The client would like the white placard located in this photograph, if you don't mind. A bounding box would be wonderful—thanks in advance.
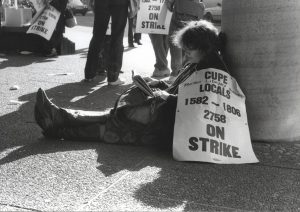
[136,0,172,34]
[173,68,259,164]
[27,5,60,40]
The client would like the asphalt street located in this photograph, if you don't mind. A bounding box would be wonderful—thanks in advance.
[0,14,300,211]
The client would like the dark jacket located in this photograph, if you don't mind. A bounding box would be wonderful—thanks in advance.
[105,52,228,148]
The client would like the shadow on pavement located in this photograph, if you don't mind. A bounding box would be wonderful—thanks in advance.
[75,48,88,58]
[0,54,57,69]
[0,81,131,157]
[0,75,299,211]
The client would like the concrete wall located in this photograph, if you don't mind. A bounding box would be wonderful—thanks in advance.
[221,0,300,142]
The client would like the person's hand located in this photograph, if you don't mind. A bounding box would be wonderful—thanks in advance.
[143,77,160,86]
[153,89,170,101]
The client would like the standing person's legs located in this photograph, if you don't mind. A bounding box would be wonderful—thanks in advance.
[84,0,110,81]
[149,34,170,78]
[107,3,128,84]
[128,17,134,47]
[169,17,183,77]
[134,33,142,45]
[97,35,111,75]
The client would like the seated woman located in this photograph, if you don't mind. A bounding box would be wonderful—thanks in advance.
[34,20,228,148]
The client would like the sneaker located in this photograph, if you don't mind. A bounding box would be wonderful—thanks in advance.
[108,78,125,86]
[151,68,170,79]
[134,40,142,45]
[128,42,135,48]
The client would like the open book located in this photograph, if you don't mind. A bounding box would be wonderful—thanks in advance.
[132,71,155,98]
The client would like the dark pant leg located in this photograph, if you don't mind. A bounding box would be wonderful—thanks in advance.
[148,34,169,71]
[84,0,110,79]
[57,123,103,141]
[57,108,110,127]
[169,17,183,76]
[106,3,128,82]
[134,33,141,42]
[97,35,111,73]
[128,17,134,44]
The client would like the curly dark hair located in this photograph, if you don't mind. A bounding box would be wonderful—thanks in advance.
[172,20,223,55]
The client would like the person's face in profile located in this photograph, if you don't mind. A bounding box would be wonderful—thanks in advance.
[184,47,204,63]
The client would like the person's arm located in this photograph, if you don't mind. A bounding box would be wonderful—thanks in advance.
[154,90,178,111]
[143,77,171,90]
[165,94,177,105]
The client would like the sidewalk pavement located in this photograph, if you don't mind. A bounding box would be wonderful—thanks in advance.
[0,25,299,211]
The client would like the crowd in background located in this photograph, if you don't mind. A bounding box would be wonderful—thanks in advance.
[84,0,206,85]
[0,0,207,84]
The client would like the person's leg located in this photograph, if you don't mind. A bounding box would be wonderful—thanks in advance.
[84,0,110,80]
[51,123,105,141]
[169,17,182,77]
[134,33,142,45]
[128,17,134,47]
[34,88,109,134]
[106,3,128,84]
[148,34,170,78]
[97,35,111,76]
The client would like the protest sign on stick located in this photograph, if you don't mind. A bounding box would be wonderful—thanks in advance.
[136,0,172,34]
[173,68,259,164]
[27,5,60,40]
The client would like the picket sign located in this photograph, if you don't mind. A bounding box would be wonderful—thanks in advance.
[173,68,259,164]
[136,0,172,34]
[27,5,60,40]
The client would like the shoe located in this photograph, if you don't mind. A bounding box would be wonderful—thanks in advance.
[134,40,142,45]
[151,68,170,79]
[82,77,95,83]
[128,42,135,48]
[34,88,60,131]
[45,48,58,57]
[108,78,125,86]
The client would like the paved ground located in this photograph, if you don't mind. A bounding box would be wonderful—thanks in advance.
[0,17,300,211]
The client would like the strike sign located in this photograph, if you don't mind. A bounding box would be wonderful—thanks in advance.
[136,0,172,34]
[173,68,259,164]
[27,5,61,40]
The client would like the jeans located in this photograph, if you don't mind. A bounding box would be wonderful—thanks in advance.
[97,35,111,73]
[84,0,128,82]
[169,16,183,76]
[148,34,169,71]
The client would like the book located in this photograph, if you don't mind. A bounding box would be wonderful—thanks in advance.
[132,72,154,97]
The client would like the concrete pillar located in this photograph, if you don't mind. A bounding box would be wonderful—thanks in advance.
[221,0,300,142]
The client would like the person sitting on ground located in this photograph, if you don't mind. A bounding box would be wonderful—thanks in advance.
[34,20,228,148]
